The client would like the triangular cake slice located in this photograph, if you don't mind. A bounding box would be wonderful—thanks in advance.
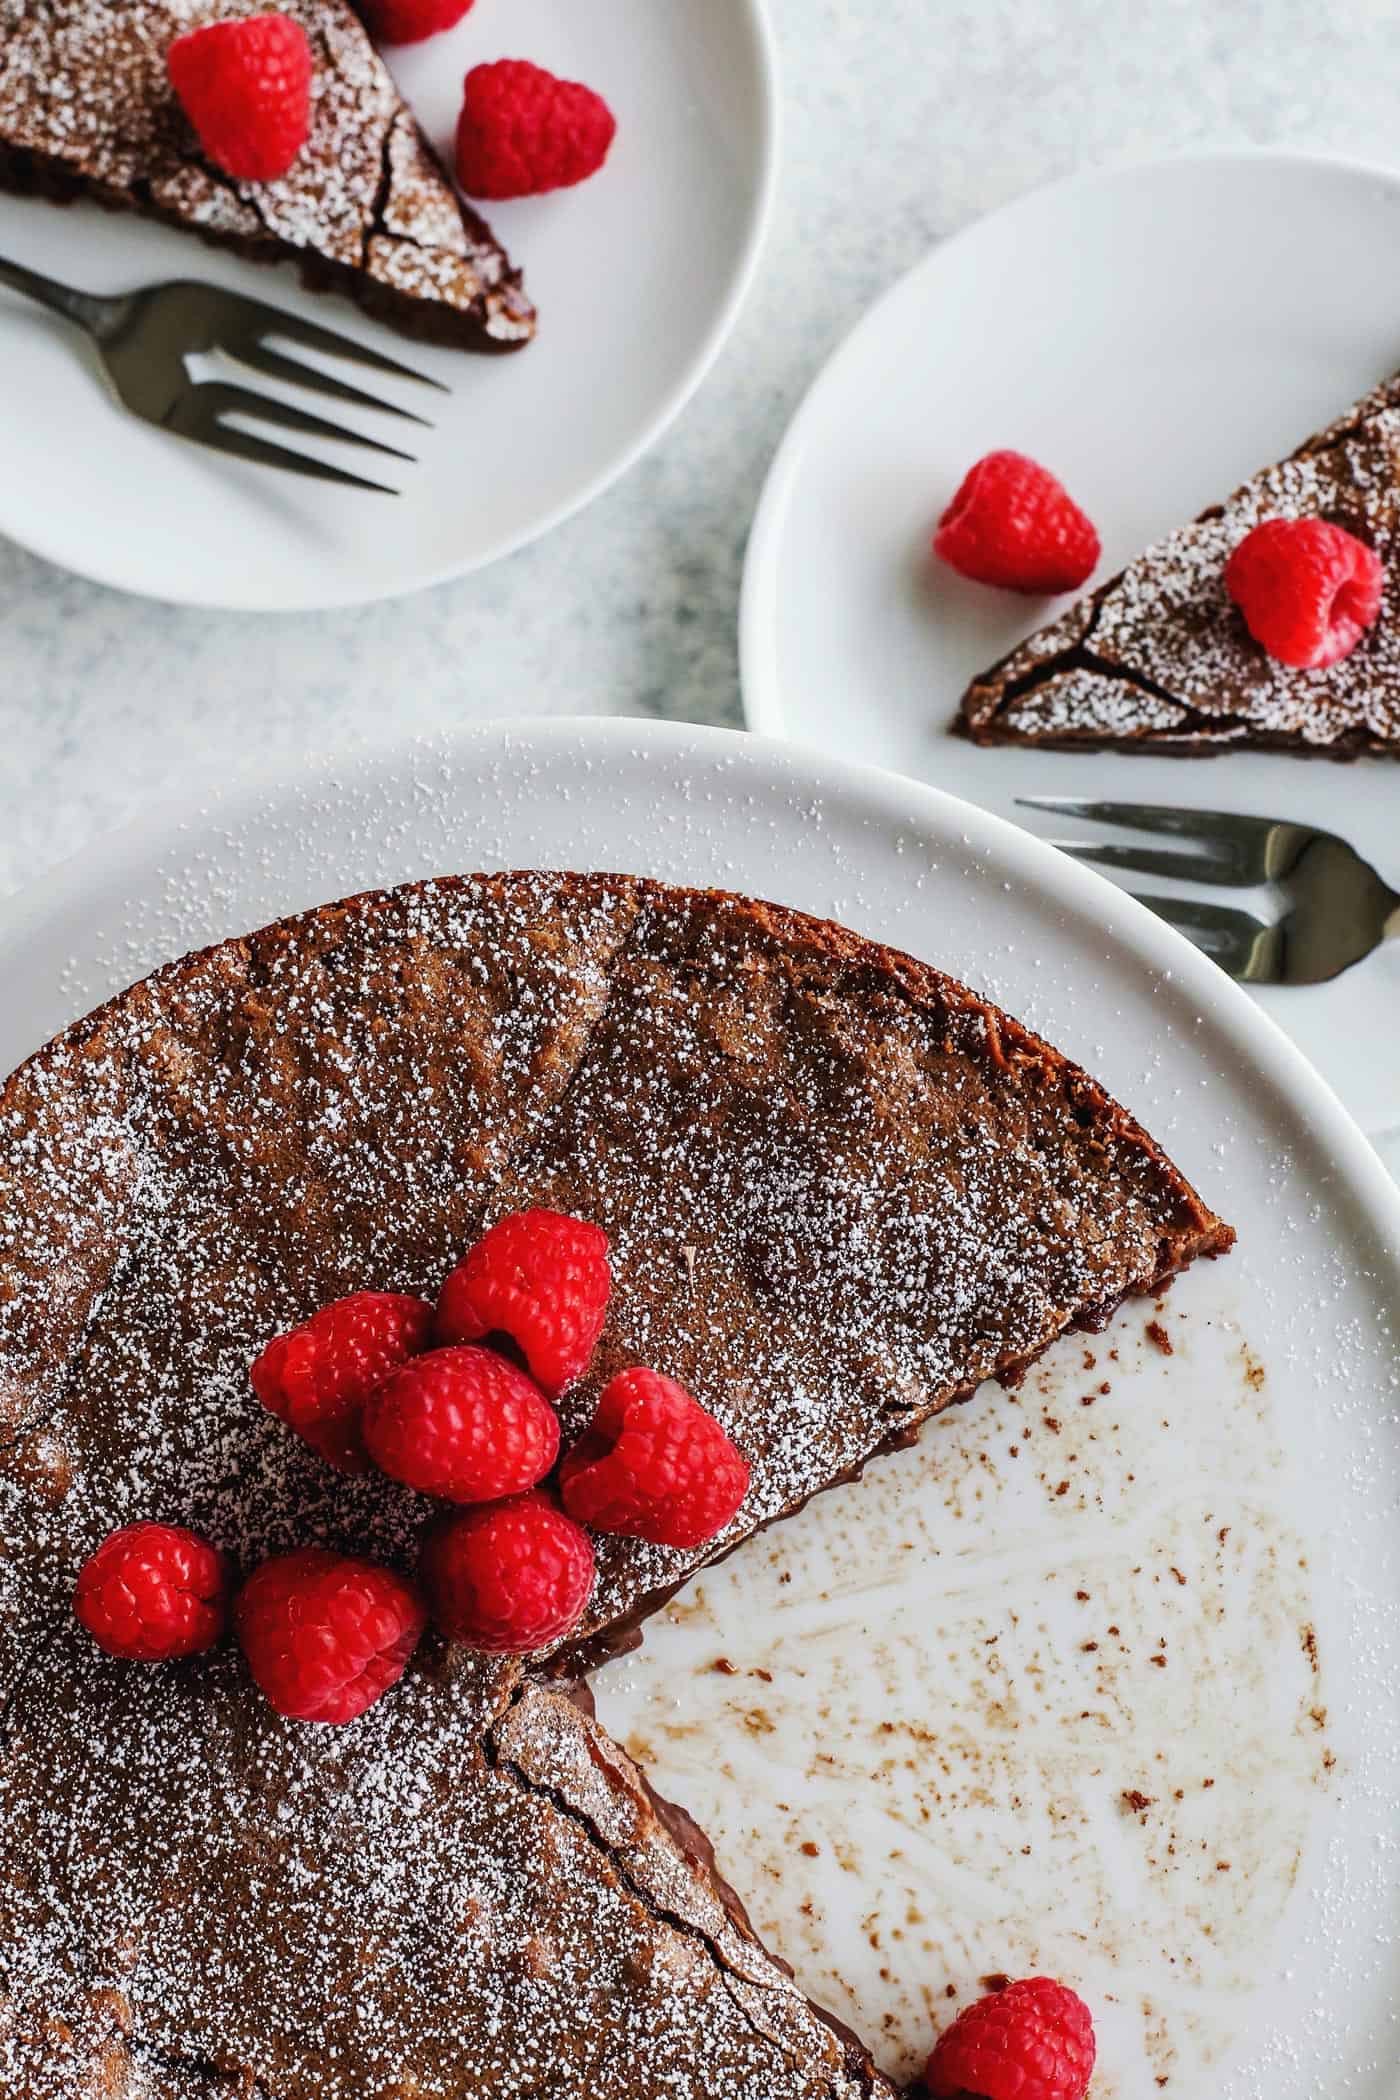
[958,371,1400,754]
[0,0,535,351]
[0,874,1231,2099]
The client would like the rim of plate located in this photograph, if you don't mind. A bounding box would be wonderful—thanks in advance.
[2,715,1398,1265]
[2,715,1398,2092]
[738,141,1400,736]
[2,0,780,614]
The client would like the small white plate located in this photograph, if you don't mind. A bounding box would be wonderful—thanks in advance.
[0,719,1396,2099]
[0,0,776,610]
[741,149,1400,1143]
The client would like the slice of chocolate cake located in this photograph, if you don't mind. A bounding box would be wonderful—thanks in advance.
[0,0,535,352]
[958,372,1400,754]
[0,873,1232,2097]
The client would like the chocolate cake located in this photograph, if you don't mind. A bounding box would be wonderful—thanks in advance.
[0,872,1232,2097]
[0,0,535,352]
[958,371,1400,754]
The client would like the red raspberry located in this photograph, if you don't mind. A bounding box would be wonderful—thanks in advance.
[1225,516,1383,669]
[454,60,617,200]
[560,1368,750,1550]
[251,1291,434,1474]
[357,0,473,43]
[363,1344,560,1503]
[167,13,313,184]
[73,1522,232,1662]
[436,1210,611,1399]
[934,451,1100,594]
[234,1547,425,1724]
[421,1493,595,1654]
[926,1977,1096,2100]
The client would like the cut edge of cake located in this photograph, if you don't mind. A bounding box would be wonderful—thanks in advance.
[0,870,1234,2100]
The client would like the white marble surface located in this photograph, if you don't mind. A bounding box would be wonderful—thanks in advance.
[3,0,1400,1165]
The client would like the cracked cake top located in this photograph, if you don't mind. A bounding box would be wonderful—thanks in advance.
[0,871,1230,2096]
[0,0,535,349]
[958,371,1400,755]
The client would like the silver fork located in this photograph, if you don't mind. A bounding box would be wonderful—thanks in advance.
[1017,798,1400,985]
[0,254,448,494]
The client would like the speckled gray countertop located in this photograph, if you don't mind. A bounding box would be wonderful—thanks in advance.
[3,0,1399,1158]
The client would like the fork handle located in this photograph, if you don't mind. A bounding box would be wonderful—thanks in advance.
[0,255,110,337]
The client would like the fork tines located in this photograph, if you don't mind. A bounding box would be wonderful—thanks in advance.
[1013,796,1305,984]
[1016,797,1285,887]
[170,382,419,495]
[1015,797,1396,986]
[205,290,449,488]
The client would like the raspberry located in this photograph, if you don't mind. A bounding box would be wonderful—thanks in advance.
[363,1344,560,1503]
[560,1368,750,1549]
[926,1977,1096,2100]
[357,0,474,42]
[934,451,1100,594]
[73,1522,231,1662]
[167,13,312,184]
[421,1494,595,1654]
[454,60,617,200]
[436,1209,611,1399]
[1225,517,1383,669]
[234,1547,425,1724]
[251,1291,434,1474]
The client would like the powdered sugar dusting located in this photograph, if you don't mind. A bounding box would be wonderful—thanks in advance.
[997,673,1209,743]
[0,0,533,345]
[0,870,1227,2096]
[963,373,1400,752]
[1,1628,884,2098]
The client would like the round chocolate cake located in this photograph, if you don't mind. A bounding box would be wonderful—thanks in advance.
[0,872,1231,2098]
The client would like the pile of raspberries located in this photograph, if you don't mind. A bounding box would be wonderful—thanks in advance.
[71,1212,1102,2100]
[73,1209,750,1727]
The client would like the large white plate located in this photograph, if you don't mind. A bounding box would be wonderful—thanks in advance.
[0,0,776,610]
[0,720,1396,2100]
[740,149,1400,1144]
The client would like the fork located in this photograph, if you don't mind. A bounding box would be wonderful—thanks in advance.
[1017,798,1400,985]
[0,255,447,493]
